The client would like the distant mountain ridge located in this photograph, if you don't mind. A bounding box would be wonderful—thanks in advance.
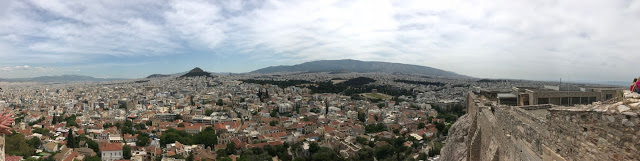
[146,74,171,79]
[0,75,123,82]
[251,59,467,77]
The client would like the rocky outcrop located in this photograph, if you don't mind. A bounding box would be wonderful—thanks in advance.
[440,114,471,161]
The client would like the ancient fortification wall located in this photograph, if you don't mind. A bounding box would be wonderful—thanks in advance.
[442,92,640,161]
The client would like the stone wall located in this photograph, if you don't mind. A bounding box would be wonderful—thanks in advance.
[518,104,552,110]
[441,92,640,161]
[544,109,639,160]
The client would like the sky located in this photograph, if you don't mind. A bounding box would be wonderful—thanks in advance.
[0,0,639,82]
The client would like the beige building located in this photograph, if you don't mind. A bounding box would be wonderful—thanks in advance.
[500,86,623,106]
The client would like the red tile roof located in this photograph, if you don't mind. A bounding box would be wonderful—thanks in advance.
[63,152,80,161]
[99,143,123,151]
[5,155,23,161]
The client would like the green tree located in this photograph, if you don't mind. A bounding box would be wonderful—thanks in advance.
[311,147,341,161]
[86,139,99,153]
[124,120,133,127]
[365,123,387,133]
[136,123,147,130]
[358,111,366,122]
[52,115,57,124]
[186,151,194,161]
[24,157,39,161]
[427,116,435,122]
[26,137,41,149]
[205,109,214,116]
[434,121,445,133]
[270,109,278,117]
[43,155,55,161]
[226,142,236,155]
[78,134,100,153]
[136,134,150,147]
[195,127,217,149]
[442,124,452,136]
[350,147,374,161]
[160,128,194,145]
[269,120,278,126]
[190,96,195,106]
[375,144,394,160]
[216,149,227,158]
[66,130,77,148]
[178,123,185,127]
[85,156,101,161]
[418,122,425,129]
[6,133,35,157]
[417,152,428,161]
[103,123,114,128]
[356,137,368,145]
[309,142,319,153]
[428,147,440,157]
[123,145,132,159]
[120,120,135,134]
[217,99,224,106]
[65,115,78,127]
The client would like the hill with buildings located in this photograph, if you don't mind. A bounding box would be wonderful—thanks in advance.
[180,67,214,78]
[251,59,467,78]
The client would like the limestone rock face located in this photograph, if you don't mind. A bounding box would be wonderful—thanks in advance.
[617,105,630,112]
[441,114,471,161]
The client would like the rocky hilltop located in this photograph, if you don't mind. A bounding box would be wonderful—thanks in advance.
[440,114,471,161]
[180,67,214,78]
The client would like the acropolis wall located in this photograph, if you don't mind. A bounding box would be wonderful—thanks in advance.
[441,91,639,161]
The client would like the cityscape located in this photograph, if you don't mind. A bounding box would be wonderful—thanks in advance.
[0,62,634,161]
[1,0,639,161]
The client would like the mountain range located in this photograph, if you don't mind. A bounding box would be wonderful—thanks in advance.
[0,59,466,82]
[251,59,466,77]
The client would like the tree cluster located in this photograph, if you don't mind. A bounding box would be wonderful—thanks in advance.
[365,123,387,134]
[6,132,36,158]
[159,127,217,149]
[393,79,445,86]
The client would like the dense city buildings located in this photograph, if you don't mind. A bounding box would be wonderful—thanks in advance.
[0,71,626,161]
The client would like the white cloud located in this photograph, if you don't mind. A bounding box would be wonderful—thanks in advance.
[165,0,228,49]
[228,0,640,81]
[0,0,639,81]
[0,65,52,72]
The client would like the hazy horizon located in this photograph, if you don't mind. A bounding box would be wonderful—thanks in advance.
[1,0,639,83]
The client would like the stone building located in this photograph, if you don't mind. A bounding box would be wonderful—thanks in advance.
[500,86,623,106]
[100,143,124,161]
